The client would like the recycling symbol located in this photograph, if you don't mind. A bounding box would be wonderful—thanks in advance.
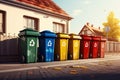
[62,41,66,47]
[48,40,52,47]
[29,39,35,47]
[94,42,97,47]
[85,42,88,47]
[74,41,78,47]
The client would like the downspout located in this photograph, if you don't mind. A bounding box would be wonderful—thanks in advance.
[66,20,69,34]
[66,17,73,34]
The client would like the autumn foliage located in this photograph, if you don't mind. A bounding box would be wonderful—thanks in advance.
[103,11,120,41]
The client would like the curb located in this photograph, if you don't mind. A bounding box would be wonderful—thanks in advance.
[0,67,39,73]
[0,55,120,73]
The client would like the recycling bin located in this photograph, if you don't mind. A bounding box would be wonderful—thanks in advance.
[89,36,100,58]
[98,37,106,58]
[68,34,81,60]
[38,30,57,62]
[54,33,70,61]
[18,28,39,63]
[80,35,91,59]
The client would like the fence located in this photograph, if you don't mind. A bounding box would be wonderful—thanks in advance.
[105,41,120,53]
[0,34,19,62]
[0,33,120,62]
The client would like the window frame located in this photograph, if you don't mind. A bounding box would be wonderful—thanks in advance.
[53,22,65,33]
[0,10,6,34]
[23,15,39,31]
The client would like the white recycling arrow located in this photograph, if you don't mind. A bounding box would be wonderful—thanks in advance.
[29,39,35,47]
[48,40,52,47]
[62,41,66,47]
[85,42,88,47]
[94,42,97,47]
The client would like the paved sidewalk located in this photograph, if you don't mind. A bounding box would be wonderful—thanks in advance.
[0,53,120,73]
[0,53,120,80]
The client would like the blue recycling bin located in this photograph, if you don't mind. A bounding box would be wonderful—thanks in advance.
[38,30,57,62]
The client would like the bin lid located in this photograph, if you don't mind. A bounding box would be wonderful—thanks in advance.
[101,37,107,41]
[56,33,70,39]
[80,35,91,40]
[91,36,100,41]
[40,30,57,38]
[69,34,81,39]
[18,28,39,37]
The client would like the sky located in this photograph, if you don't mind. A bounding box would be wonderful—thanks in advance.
[53,0,120,34]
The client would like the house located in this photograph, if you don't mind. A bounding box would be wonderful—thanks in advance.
[0,0,72,62]
[79,23,104,36]
[0,0,72,35]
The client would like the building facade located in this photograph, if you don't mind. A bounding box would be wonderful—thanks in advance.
[0,0,72,62]
[0,0,72,35]
[79,23,104,36]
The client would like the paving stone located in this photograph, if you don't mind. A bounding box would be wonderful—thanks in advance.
[0,54,120,80]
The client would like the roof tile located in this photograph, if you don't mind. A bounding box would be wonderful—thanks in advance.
[17,0,69,16]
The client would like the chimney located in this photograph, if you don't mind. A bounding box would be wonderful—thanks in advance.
[86,22,90,26]
[91,24,93,27]
[98,27,100,29]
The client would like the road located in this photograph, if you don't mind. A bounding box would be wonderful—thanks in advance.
[0,58,120,80]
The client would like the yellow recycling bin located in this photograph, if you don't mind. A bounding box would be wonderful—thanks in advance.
[68,34,81,60]
[54,33,70,61]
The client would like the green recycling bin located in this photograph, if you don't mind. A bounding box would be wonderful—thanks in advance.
[18,28,39,63]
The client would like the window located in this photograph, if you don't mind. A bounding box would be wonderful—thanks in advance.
[23,16,39,31]
[53,22,65,33]
[0,10,6,34]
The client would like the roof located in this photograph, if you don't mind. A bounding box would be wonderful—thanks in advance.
[89,25,104,36]
[79,23,104,36]
[17,0,68,16]
[79,23,120,41]
[0,0,72,20]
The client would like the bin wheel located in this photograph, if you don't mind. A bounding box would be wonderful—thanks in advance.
[70,54,72,58]
[80,54,83,59]
[98,53,100,58]
[21,56,25,63]
[69,54,72,60]
[41,55,44,61]
[57,55,59,60]
[90,53,92,58]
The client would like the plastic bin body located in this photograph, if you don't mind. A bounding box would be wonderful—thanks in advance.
[89,36,100,58]
[38,30,56,62]
[54,33,70,61]
[80,35,91,59]
[98,38,106,58]
[68,34,81,60]
[18,28,39,63]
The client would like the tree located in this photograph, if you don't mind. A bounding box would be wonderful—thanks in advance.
[103,11,120,41]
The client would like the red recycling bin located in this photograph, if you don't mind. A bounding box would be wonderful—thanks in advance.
[89,36,100,58]
[98,37,106,58]
[80,35,91,59]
